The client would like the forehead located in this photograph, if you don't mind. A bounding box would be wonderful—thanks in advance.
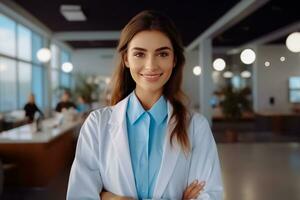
[128,30,173,50]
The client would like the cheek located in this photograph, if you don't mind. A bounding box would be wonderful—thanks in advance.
[127,58,142,72]
[128,66,141,83]
[161,60,174,73]
[163,68,174,82]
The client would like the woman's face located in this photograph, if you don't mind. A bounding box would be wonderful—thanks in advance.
[125,30,175,95]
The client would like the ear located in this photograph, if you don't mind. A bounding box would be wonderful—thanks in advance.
[123,53,130,68]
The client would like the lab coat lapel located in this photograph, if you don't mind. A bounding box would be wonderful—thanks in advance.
[153,102,181,198]
[108,95,137,197]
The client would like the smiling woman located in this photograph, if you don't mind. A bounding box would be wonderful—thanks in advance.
[67,10,223,200]
[124,30,175,110]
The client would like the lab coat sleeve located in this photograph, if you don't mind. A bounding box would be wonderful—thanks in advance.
[188,114,223,200]
[67,111,103,200]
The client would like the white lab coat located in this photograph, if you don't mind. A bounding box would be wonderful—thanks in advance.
[67,95,223,200]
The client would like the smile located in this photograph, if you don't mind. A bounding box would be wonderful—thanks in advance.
[140,73,163,81]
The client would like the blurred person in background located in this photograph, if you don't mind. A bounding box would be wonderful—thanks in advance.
[76,95,90,114]
[55,90,77,113]
[23,93,43,123]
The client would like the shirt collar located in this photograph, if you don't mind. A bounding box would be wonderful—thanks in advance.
[126,91,168,125]
[127,91,146,125]
[148,95,168,124]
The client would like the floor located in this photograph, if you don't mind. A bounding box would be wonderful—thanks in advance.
[2,129,300,200]
[219,143,300,200]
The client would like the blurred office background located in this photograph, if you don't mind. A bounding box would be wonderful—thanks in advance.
[0,0,300,199]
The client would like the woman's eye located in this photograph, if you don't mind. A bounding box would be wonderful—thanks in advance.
[158,52,169,57]
[133,52,145,58]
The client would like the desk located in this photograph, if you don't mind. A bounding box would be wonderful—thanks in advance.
[0,118,83,187]
[255,112,300,134]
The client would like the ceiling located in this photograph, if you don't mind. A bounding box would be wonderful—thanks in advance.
[213,0,300,47]
[11,0,300,49]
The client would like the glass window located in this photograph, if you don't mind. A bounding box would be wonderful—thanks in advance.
[51,69,59,108]
[289,77,300,89]
[42,68,49,109]
[61,72,70,89]
[61,50,70,65]
[32,65,43,108]
[290,91,300,103]
[0,57,17,112]
[17,24,32,61]
[18,62,32,108]
[60,50,71,88]
[50,44,59,69]
[32,32,43,64]
[70,75,75,90]
[0,14,16,57]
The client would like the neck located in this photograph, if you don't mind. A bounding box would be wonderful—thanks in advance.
[135,88,163,110]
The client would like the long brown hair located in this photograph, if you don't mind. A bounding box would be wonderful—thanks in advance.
[109,10,191,153]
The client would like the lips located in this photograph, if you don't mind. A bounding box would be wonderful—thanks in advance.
[140,73,163,81]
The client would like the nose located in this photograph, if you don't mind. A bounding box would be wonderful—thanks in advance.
[144,55,158,70]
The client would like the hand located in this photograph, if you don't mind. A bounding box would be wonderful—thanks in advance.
[182,180,205,200]
[100,190,135,200]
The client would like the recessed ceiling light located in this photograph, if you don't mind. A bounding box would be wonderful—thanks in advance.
[240,49,256,64]
[286,32,300,53]
[223,71,233,78]
[193,66,201,76]
[37,48,51,63]
[280,56,285,62]
[241,71,251,78]
[213,58,226,71]
[62,62,73,73]
[264,61,270,67]
[60,5,86,21]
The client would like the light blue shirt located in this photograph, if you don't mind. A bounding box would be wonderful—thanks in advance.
[126,91,168,200]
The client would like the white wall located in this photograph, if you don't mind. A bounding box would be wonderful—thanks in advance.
[254,45,300,113]
[72,48,116,76]
[183,50,200,110]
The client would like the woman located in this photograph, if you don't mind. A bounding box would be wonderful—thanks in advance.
[67,10,223,200]
[23,93,43,122]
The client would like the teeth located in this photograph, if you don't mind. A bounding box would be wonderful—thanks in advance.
[142,74,162,77]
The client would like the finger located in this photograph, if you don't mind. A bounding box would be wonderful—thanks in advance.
[188,181,205,198]
[184,180,199,194]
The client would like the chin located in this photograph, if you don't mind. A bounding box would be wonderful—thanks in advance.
[141,85,163,94]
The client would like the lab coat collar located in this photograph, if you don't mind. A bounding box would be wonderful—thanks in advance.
[152,101,181,198]
[108,94,137,197]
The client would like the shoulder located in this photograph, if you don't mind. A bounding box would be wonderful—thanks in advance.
[188,111,213,144]
[86,106,113,124]
[79,106,113,139]
[189,111,209,128]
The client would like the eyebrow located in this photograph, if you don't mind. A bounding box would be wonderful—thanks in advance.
[131,46,172,52]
